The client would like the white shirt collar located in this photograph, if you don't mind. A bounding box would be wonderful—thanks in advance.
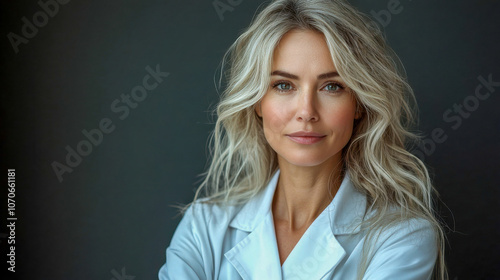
[229,169,367,235]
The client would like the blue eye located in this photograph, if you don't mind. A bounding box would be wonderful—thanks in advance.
[273,82,293,92]
[323,83,344,92]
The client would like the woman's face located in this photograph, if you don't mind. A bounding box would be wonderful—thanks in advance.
[257,29,360,168]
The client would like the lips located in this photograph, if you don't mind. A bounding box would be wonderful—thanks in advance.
[286,131,326,144]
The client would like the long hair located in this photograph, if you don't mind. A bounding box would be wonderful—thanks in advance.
[189,0,447,279]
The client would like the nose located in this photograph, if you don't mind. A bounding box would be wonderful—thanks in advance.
[295,87,319,122]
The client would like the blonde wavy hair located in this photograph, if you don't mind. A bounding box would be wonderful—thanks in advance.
[189,0,447,279]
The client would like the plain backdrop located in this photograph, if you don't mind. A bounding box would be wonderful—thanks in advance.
[1,0,499,279]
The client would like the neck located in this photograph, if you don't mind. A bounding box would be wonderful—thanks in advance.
[272,156,344,231]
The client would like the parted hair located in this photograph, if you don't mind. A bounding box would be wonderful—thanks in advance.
[188,0,447,279]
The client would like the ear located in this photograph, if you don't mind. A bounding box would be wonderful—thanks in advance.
[255,102,262,117]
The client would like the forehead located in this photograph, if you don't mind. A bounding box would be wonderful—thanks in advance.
[272,29,336,73]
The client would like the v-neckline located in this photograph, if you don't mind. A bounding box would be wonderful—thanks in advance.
[273,202,331,268]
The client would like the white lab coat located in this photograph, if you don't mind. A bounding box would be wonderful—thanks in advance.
[158,170,437,280]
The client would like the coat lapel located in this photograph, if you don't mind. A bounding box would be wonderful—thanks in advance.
[224,213,283,280]
[223,170,367,280]
[281,211,346,279]
[279,172,367,279]
[224,170,282,280]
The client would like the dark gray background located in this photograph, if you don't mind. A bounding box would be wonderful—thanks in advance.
[1,0,499,279]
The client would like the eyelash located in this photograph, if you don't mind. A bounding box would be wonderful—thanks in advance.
[271,80,345,93]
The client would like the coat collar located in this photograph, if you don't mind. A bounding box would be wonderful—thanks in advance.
[228,170,280,232]
[228,169,367,235]
[225,169,367,279]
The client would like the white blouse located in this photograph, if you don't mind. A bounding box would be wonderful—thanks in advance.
[159,170,437,280]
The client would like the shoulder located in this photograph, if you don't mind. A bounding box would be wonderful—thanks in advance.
[161,200,243,279]
[374,216,436,243]
[361,202,437,247]
[362,217,438,279]
[362,214,438,257]
[177,199,242,236]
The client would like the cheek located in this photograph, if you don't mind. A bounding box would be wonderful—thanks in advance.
[334,108,356,125]
[325,102,357,132]
[260,101,291,143]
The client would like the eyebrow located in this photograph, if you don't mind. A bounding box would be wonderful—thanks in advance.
[270,70,339,80]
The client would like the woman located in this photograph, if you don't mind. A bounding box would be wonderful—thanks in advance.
[159,0,446,279]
